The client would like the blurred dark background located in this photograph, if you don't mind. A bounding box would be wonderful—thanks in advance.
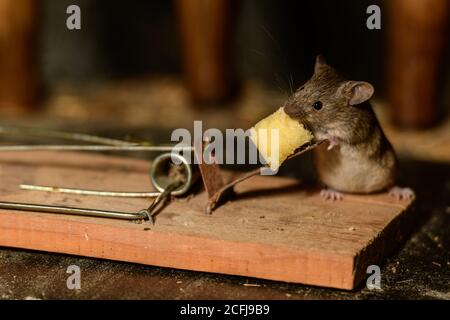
[0,0,449,146]
[40,0,386,89]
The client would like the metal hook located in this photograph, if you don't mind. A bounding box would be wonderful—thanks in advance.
[140,180,183,225]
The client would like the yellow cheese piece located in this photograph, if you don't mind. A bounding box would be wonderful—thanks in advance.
[250,107,313,170]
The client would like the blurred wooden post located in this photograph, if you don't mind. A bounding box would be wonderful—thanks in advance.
[0,0,39,113]
[387,0,450,128]
[176,0,236,105]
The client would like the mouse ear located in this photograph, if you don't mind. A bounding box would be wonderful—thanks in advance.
[314,54,328,74]
[341,81,374,105]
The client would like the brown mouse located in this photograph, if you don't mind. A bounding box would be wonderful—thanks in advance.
[284,55,414,200]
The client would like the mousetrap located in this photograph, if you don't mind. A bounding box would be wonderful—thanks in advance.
[0,127,416,290]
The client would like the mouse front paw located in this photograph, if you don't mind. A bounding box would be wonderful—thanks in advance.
[326,136,339,151]
[388,186,415,201]
[320,188,344,201]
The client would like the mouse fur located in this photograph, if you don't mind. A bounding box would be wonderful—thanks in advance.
[284,55,398,194]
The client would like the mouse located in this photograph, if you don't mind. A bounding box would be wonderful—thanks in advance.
[284,55,414,201]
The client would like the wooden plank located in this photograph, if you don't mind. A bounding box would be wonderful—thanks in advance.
[0,151,415,290]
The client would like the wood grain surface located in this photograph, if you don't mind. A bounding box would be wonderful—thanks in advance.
[0,151,415,289]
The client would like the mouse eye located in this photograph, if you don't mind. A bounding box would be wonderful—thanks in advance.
[299,86,305,91]
[312,101,323,110]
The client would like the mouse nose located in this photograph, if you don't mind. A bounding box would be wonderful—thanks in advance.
[284,102,303,119]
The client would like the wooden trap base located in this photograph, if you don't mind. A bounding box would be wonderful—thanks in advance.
[0,152,415,290]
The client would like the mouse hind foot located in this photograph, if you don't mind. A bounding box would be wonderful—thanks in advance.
[320,188,344,201]
[388,186,415,201]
